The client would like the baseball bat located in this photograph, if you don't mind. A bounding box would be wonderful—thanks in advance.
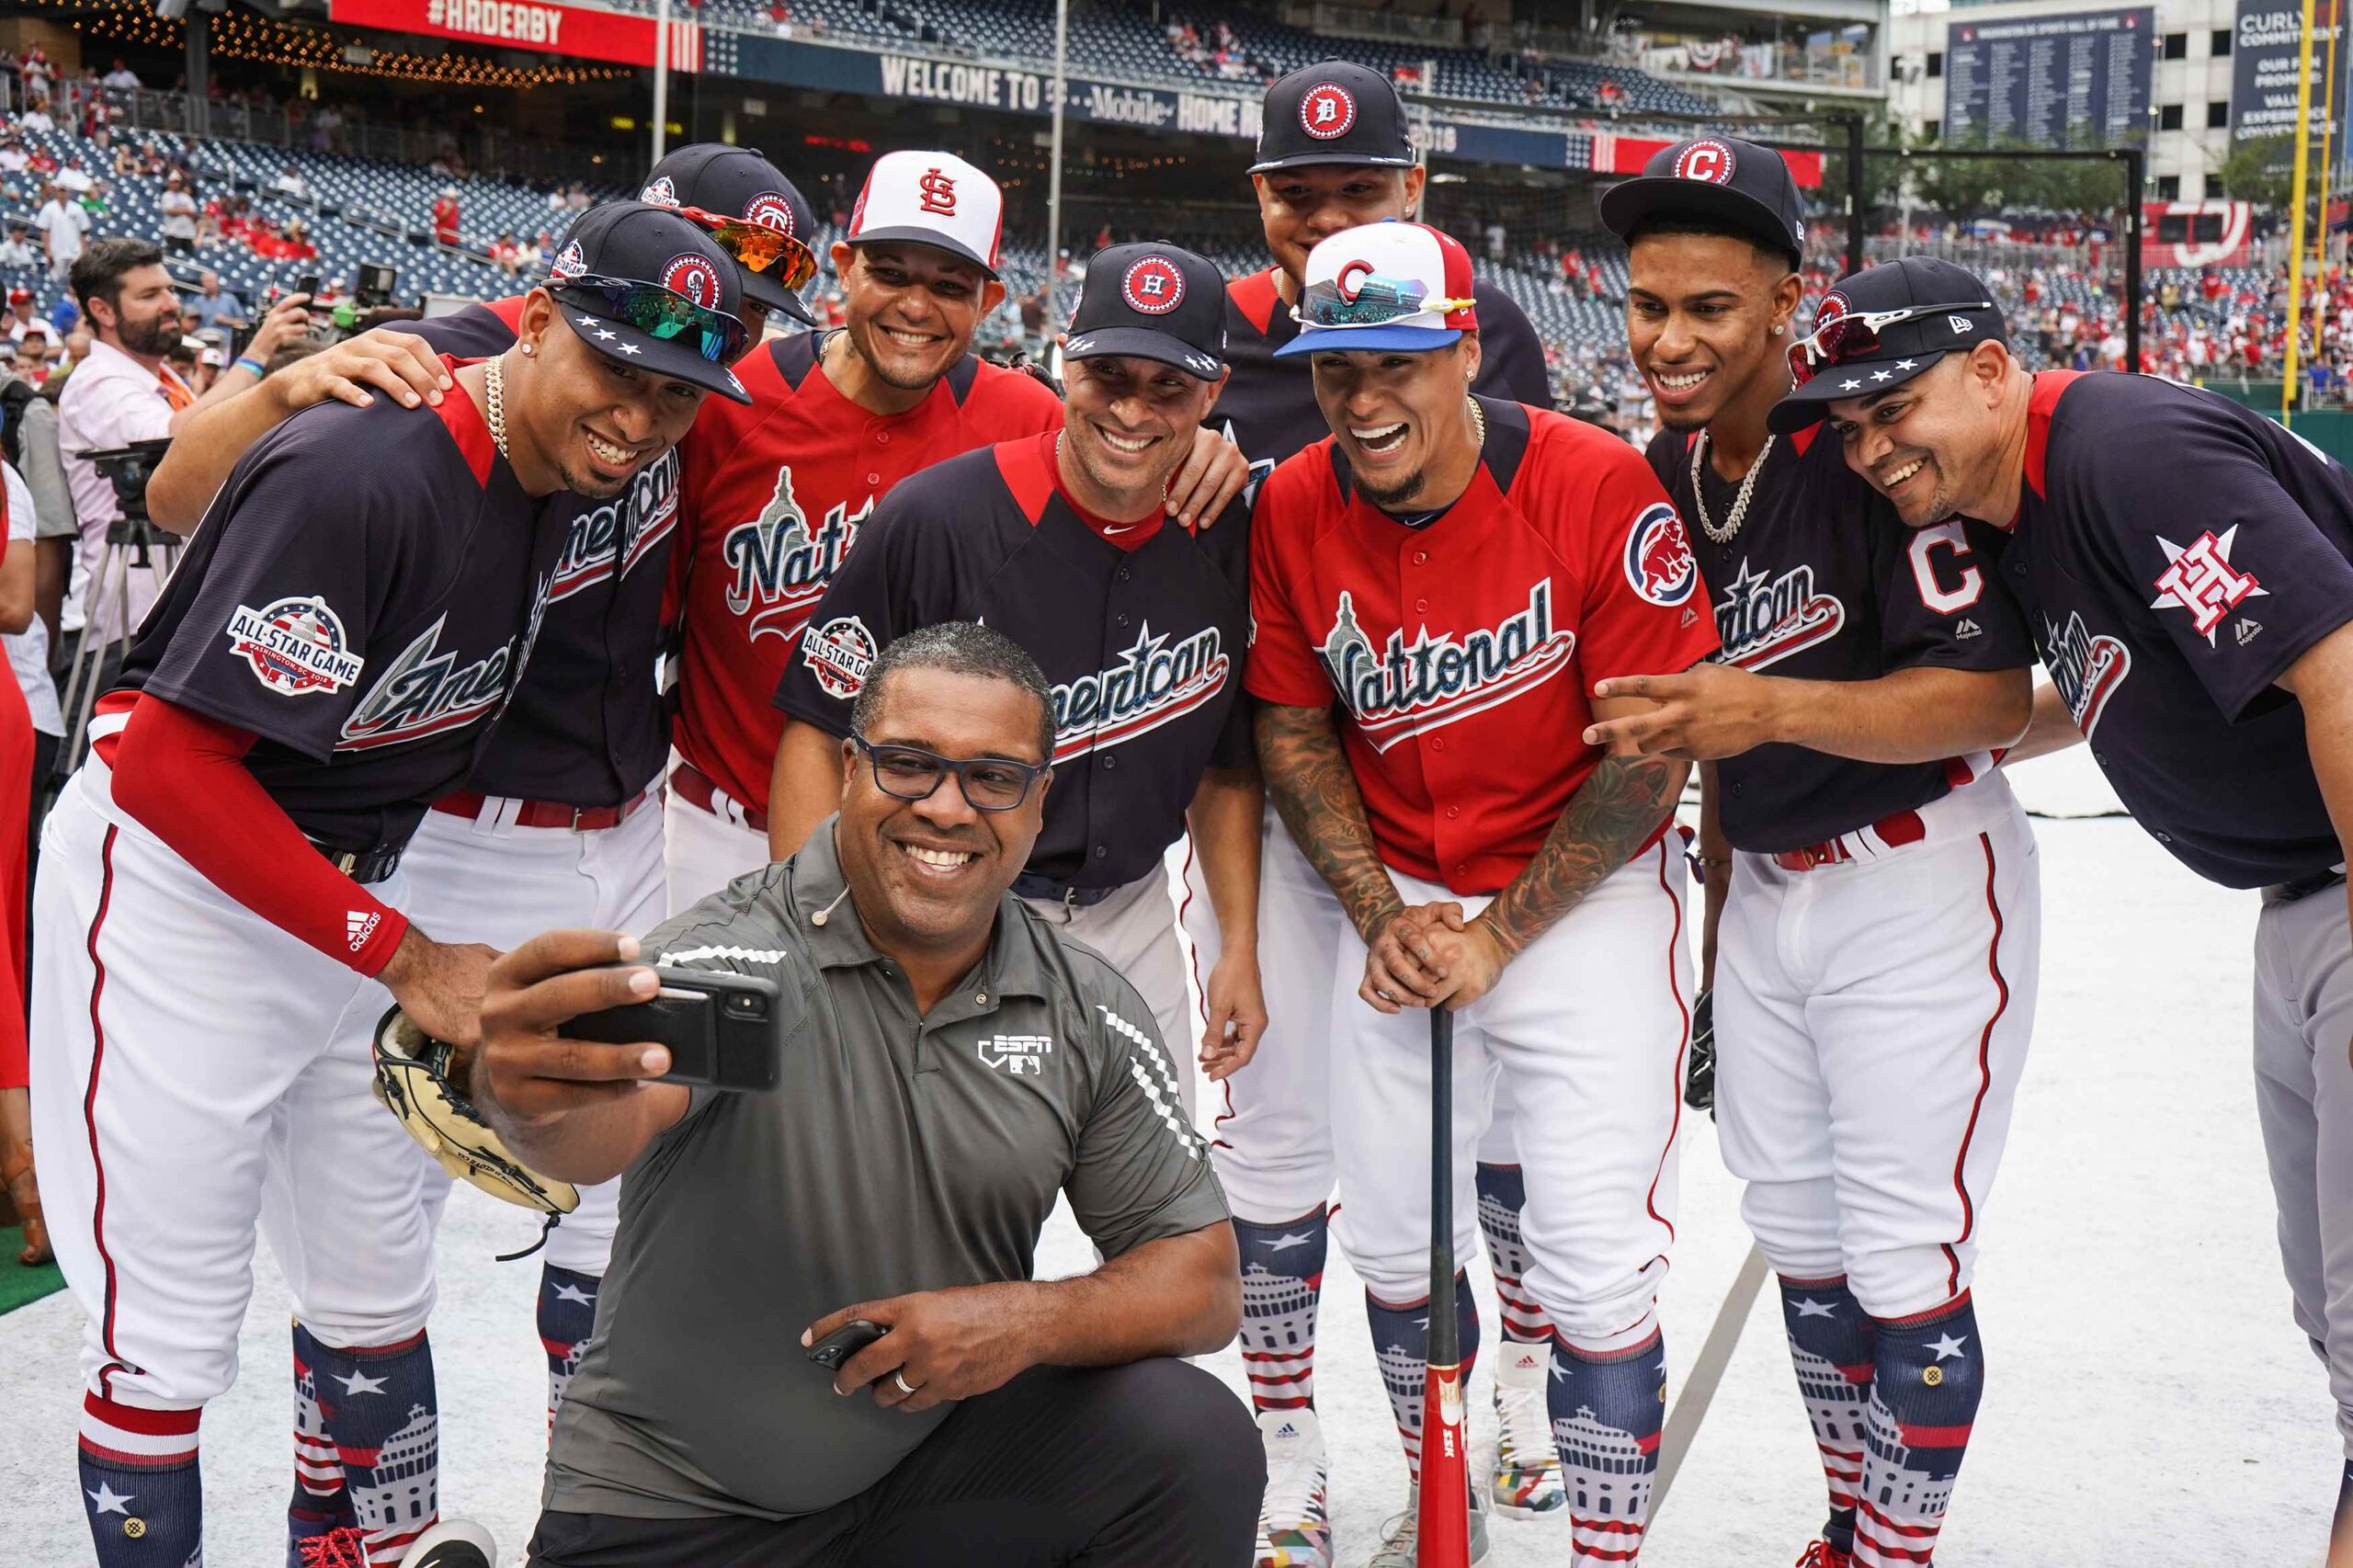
[1415,1006,1473,1568]
[1651,1240,1769,1515]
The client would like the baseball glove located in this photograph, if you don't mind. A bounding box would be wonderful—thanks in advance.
[1684,987,1717,1117]
[371,1006,578,1215]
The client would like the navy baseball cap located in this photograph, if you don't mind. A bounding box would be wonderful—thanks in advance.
[641,143,820,326]
[545,202,754,403]
[1769,256,2005,434]
[1597,134,1807,267]
[1064,244,1227,380]
[1250,60,1416,175]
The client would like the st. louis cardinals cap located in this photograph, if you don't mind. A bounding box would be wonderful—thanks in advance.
[544,202,754,403]
[641,143,820,326]
[1597,134,1807,267]
[1273,220,1478,357]
[847,150,1004,278]
[1063,243,1227,380]
[1250,59,1416,175]
[1768,256,2005,433]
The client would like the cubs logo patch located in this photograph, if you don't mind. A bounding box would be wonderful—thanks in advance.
[1300,83,1357,139]
[803,615,878,699]
[1673,140,1736,185]
[225,597,366,696]
[661,253,722,310]
[640,176,680,208]
[549,240,586,280]
[743,191,797,234]
[1623,503,1699,608]
[1120,255,1186,315]
[979,1034,1053,1075]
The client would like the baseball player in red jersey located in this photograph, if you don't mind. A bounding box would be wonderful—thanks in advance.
[665,150,1249,908]
[1248,220,1717,1567]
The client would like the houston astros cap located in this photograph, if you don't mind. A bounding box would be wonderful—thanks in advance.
[1251,59,1416,175]
[1273,220,1478,358]
[544,202,755,403]
[847,150,1004,278]
[1768,256,2004,434]
[641,143,820,326]
[1063,243,1227,380]
[1597,134,1807,267]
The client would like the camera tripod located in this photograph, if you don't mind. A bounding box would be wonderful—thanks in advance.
[54,508,179,785]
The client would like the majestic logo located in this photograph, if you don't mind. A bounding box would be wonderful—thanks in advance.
[978,1034,1053,1075]
[224,597,366,696]
[1051,623,1231,764]
[2041,610,2131,739]
[660,252,722,310]
[1673,139,1736,185]
[915,166,958,215]
[548,448,678,602]
[1300,83,1358,139]
[743,191,797,235]
[2151,526,2267,642]
[640,176,680,207]
[338,614,522,750]
[1315,581,1577,753]
[549,240,586,279]
[1120,255,1186,315]
[722,466,871,642]
[803,615,877,699]
[1711,558,1847,671]
[1623,503,1699,607]
[2235,617,2265,645]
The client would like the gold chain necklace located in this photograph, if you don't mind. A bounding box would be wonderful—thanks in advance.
[1468,394,1485,447]
[484,354,510,464]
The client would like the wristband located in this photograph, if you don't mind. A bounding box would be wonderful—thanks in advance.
[233,356,266,379]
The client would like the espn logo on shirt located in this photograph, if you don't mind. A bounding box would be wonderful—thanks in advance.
[979,1034,1052,1074]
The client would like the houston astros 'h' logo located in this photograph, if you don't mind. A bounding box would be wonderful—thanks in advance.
[1673,140,1737,185]
[1301,83,1358,139]
[917,167,959,215]
[661,253,722,310]
[744,192,797,235]
[1121,256,1186,314]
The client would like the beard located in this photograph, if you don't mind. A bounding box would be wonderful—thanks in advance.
[118,311,179,358]
[1355,467,1427,510]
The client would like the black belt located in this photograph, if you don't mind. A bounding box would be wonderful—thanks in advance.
[1013,870,1119,909]
[2265,868,2347,906]
[311,841,403,886]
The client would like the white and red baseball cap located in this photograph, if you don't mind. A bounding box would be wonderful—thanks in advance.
[1274,220,1479,357]
[847,150,1004,278]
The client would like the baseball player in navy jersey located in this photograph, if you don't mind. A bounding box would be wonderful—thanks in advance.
[769,242,1263,1121]
[1587,154,2042,1568]
[1249,219,1719,1567]
[27,203,749,1568]
[1769,256,2353,1563]
[1192,62,1572,1557]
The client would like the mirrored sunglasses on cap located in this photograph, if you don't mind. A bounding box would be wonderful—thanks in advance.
[1787,300,1995,388]
[1293,272,1474,329]
[553,272,749,364]
[677,203,819,294]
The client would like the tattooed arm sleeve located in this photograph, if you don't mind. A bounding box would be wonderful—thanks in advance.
[1255,699,1406,942]
[1475,752,1687,960]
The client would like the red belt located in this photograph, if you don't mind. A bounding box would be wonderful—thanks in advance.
[1771,808,1927,872]
[431,778,661,833]
[668,760,768,833]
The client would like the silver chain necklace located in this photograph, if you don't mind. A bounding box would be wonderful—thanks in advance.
[484,353,510,464]
[1688,429,1772,546]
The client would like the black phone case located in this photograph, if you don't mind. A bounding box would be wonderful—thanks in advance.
[805,1319,886,1369]
[568,969,786,1091]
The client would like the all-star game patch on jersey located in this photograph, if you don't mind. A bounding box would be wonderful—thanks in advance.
[1246,396,1721,893]
[1992,370,2353,888]
[1648,422,2034,853]
[111,359,565,850]
[408,296,681,806]
[773,431,1253,892]
[672,330,1064,812]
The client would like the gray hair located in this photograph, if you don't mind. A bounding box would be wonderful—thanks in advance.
[850,621,1056,763]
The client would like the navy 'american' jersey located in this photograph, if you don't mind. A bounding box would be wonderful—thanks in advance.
[1995,370,2353,887]
[415,298,682,805]
[774,431,1253,890]
[1648,422,2034,853]
[115,363,565,849]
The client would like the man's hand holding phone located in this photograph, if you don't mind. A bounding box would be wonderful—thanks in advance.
[474,931,676,1126]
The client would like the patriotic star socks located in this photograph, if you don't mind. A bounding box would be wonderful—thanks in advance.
[1777,1274,1876,1556]
[299,1324,442,1565]
[77,1392,200,1567]
[1549,1328,1666,1563]
[1233,1208,1328,1415]
[1852,1294,1983,1568]
[290,1325,357,1559]
[1367,1275,1481,1483]
[539,1264,600,1431]
[1474,1163,1555,1345]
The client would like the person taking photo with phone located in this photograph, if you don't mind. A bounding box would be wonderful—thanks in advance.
[471,619,1259,1568]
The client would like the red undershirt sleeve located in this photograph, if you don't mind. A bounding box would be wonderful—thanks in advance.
[107,694,409,976]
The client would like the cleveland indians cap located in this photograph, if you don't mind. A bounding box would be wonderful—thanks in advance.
[1250,59,1416,175]
[1063,243,1227,380]
[847,150,1004,278]
[544,202,754,403]
[1597,134,1807,267]
[640,143,820,326]
[1273,220,1478,357]
[1768,256,2005,434]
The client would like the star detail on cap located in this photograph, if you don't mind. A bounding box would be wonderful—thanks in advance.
[1839,378,1862,392]
[1929,1332,1971,1361]
[1896,359,1917,369]
[593,328,617,343]
[86,1482,133,1516]
[1870,369,1892,381]
[574,313,600,329]
[617,343,642,356]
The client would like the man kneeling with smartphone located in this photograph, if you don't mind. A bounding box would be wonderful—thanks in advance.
[471,620,1259,1568]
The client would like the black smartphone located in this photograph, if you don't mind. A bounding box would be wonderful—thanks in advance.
[566,966,790,1091]
[805,1319,886,1370]
[294,271,320,300]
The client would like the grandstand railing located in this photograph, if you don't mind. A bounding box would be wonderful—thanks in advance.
[1293,3,1465,48]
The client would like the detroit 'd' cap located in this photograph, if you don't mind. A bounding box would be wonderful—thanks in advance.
[847,150,1004,279]
[545,202,754,403]
[1063,243,1228,380]
[1250,59,1416,175]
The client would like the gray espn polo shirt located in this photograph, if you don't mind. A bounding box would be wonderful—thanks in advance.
[542,818,1229,1521]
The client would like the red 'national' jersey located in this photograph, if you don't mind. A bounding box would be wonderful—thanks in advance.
[671,332,1063,810]
[1246,397,1720,893]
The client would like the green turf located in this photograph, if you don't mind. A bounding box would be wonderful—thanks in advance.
[0,1226,63,1315]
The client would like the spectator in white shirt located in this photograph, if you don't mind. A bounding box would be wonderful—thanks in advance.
[33,185,85,284]
[8,290,56,348]
[0,223,33,268]
[17,100,52,133]
[52,157,93,195]
[100,59,140,93]
[156,173,197,255]
[0,137,25,175]
[272,163,309,200]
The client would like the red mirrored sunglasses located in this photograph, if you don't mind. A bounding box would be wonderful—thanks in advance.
[1787,299,1995,388]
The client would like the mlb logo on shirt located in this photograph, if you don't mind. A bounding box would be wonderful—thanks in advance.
[979,1034,1053,1074]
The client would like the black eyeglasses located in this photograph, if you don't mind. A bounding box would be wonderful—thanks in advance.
[851,734,1049,812]
[551,272,748,364]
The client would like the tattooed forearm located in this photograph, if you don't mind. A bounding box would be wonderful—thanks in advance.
[1254,701,1404,941]
[1477,756,1686,960]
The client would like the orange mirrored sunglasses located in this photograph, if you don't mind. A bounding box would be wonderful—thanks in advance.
[678,204,818,294]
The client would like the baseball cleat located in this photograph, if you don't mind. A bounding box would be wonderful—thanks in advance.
[1488,1344,1567,1517]
[1795,1541,1855,1568]
[1252,1407,1334,1568]
[294,1528,373,1568]
[1367,1480,1493,1566]
[404,1518,499,1566]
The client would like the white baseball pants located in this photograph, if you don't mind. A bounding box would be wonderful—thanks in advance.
[663,777,769,917]
[1024,864,1198,1121]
